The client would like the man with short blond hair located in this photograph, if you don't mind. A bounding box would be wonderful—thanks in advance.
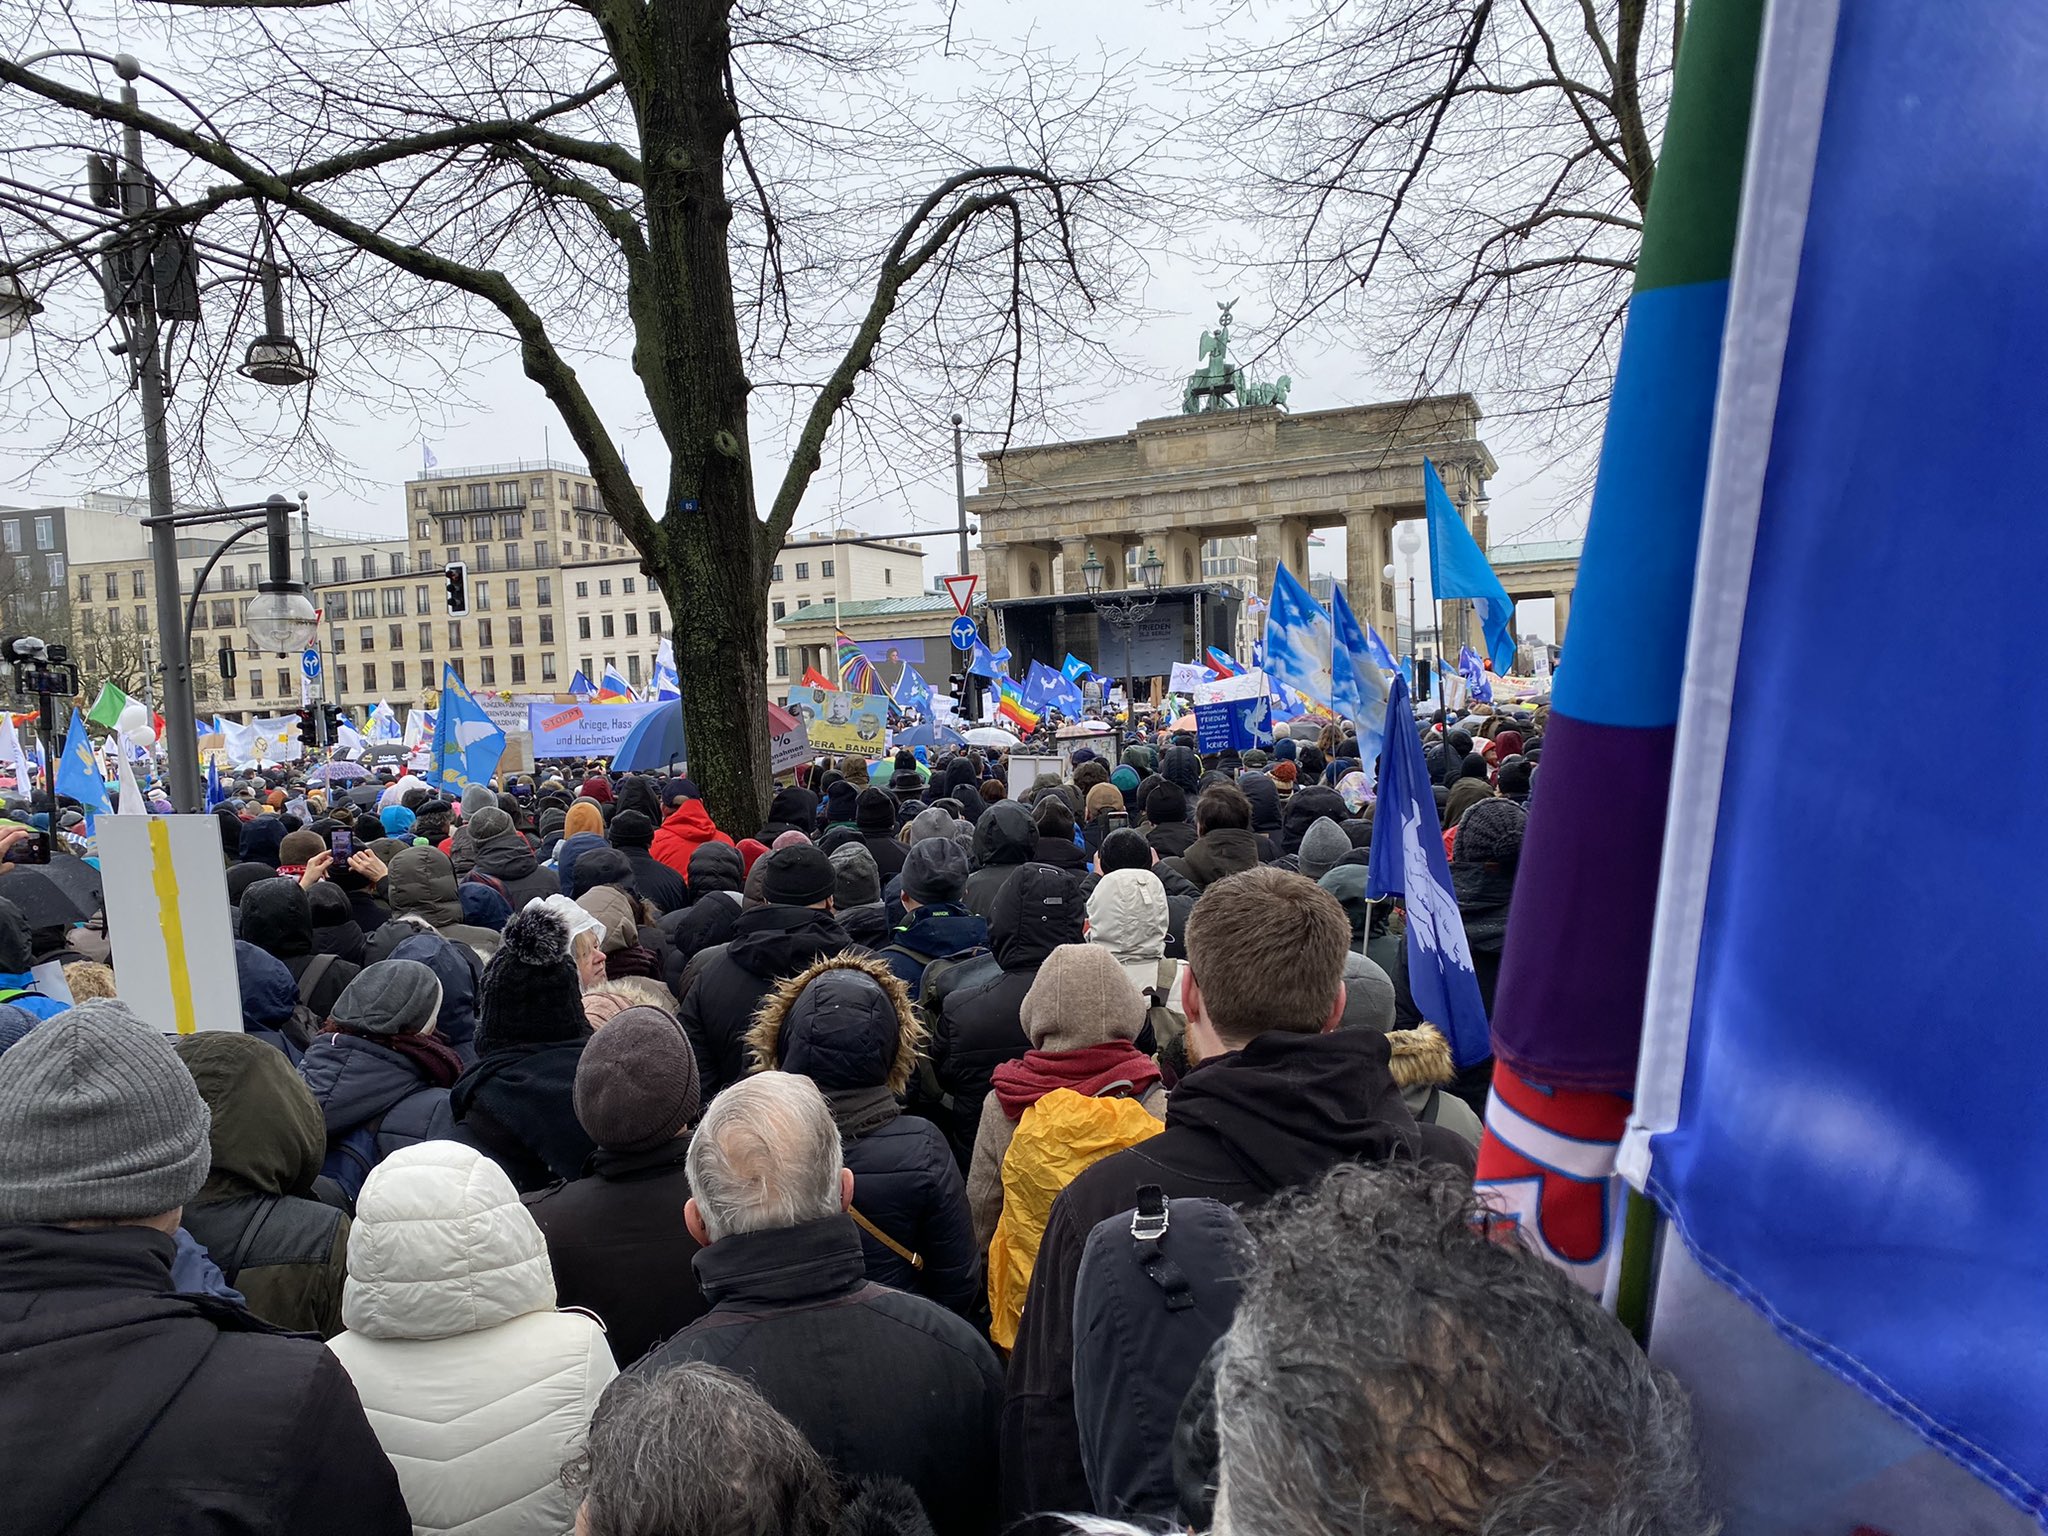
[999,866,1477,1522]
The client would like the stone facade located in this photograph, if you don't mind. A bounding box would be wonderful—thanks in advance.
[968,394,1498,656]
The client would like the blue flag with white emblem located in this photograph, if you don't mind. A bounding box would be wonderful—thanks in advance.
[966,638,1011,680]
[1365,623,1398,673]
[1328,580,1390,768]
[1365,672,1487,1067]
[1457,645,1494,704]
[1060,653,1091,684]
[1261,563,1334,710]
[431,665,507,791]
[1424,458,1516,672]
[55,709,108,814]
[892,665,934,715]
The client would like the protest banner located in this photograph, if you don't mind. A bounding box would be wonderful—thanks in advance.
[783,685,887,755]
[1193,668,1273,754]
[97,815,240,1037]
[526,701,660,758]
[768,701,810,775]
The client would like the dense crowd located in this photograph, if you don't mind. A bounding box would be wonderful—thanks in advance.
[0,708,1715,1536]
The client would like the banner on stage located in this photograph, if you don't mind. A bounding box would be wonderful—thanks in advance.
[1193,669,1273,754]
[783,685,887,755]
[526,701,659,758]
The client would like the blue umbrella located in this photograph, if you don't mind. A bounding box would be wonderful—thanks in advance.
[892,721,965,751]
[611,700,688,772]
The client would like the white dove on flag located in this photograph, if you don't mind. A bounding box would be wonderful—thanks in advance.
[453,717,500,750]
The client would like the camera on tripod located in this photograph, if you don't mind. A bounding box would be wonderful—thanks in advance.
[1,635,79,701]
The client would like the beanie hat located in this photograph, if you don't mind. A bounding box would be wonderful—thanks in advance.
[686,841,746,897]
[771,829,813,851]
[903,837,969,906]
[1018,943,1144,1052]
[330,959,443,1037]
[574,1006,701,1152]
[277,829,327,868]
[822,779,860,826]
[818,823,865,858]
[1297,817,1352,883]
[0,1003,38,1057]
[1270,760,1299,787]
[1454,798,1527,869]
[828,842,881,908]
[609,808,656,849]
[855,785,897,833]
[1085,782,1126,821]
[761,844,836,907]
[469,805,514,843]
[475,905,589,1052]
[0,999,212,1223]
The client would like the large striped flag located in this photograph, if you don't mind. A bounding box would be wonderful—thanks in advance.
[1475,0,1762,1304]
[1614,3,2048,1530]
[834,632,880,695]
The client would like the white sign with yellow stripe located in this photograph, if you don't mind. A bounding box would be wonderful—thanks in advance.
[96,815,241,1038]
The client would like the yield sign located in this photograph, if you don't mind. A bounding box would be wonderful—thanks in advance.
[943,573,978,615]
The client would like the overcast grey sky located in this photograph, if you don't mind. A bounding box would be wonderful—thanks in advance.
[0,0,1585,638]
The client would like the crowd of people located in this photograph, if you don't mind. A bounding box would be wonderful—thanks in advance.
[0,706,1717,1536]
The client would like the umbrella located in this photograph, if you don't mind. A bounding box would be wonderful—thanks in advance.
[611,700,687,773]
[893,722,966,751]
[963,727,1020,749]
[0,859,102,925]
[305,761,369,785]
[1166,713,1197,734]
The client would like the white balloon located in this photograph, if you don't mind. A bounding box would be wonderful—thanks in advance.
[117,697,155,748]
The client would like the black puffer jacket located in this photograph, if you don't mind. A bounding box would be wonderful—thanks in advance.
[0,1225,409,1536]
[449,1038,592,1193]
[1281,785,1352,855]
[365,848,501,962]
[1237,774,1286,861]
[751,955,981,1321]
[930,865,1082,1169]
[238,879,360,1017]
[467,828,559,908]
[678,905,856,1097]
[962,802,1034,920]
[297,1032,457,1168]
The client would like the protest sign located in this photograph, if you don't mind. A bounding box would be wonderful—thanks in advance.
[97,815,240,1037]
[1193,668,1273,754]
[526,701,659,758]
[783,685,887,755]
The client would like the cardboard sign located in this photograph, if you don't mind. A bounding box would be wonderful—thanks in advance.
[500,730,536,776]
[97,816,241,1037]
[783,685,887,755]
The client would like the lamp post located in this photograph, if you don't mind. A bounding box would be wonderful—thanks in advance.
[1396,521,1426,705]
[0,50,319,808]
[1084,543,1166,725]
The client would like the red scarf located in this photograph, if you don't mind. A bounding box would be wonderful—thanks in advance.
[326,1022,466,1089]
[991,1040,1161,1120]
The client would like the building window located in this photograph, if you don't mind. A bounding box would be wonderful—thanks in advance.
[537,577,553,606]
[250,673,265,699]
[45,555,63,585]
[535,541,550,567]
[388,624,403,648]
[441,517,463,543]
[647,576,660,595]
[439,487,461,513]
[772,599,786,620]
[351,590,374,619]
[222,676,236,701]
[501,512,522,538]
[574,581,588,599]
[416,518,431,540]
[330,557,348,583]
[359,627,375,651]
[418,622,434,650]
[541,653,557,681]
[530,476,546,500]
[598,579,612,596]
[334,666,346,694]
[505,578,521,608]
[580,656,593,681]
[467,515,490,542]
[472,547,491,573]
[31,516,52,550]
[794,561,809,580]
[540,615,555,643]
[625,612,638,637]
[473,580,491,611]
[627,655,643,685]
[884,568,893,586]
[559,479,570,498]
[581,544,591,561]
[391,551,409,576]
[577,616,591,641]
[77,572,92,601]
[510,654,526,684]
[0,522,17,553]
[213,600,235,628]
[649,610,662,634]
[391,661,406,691]
[533,508,550,532]
[508,616,524,645]
[478,618,493,648]
[774,646,788,677]
[413,489,429,509]
[448,620,462,649]
[503,544,520,569]
[495,481,518,506]
[192,604,207,631]
[278,668,292,697]
[622,577,636,594]
[414,585,430,614]
[381,588,403,617]
[105,572,120,600]
[361,663,376,691]
[480,656,496,685]
[821,559,834,578]
[796,597,811,609]
[468,484,490,511]
[771,563,783,582]
[330,625,344,653]
[600,614,614,638]
[362,555,378,580]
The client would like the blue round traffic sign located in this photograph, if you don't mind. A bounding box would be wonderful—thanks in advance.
[300,648,321,679]
[950,616,979,650]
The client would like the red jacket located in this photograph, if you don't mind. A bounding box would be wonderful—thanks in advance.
[649,800,735,879]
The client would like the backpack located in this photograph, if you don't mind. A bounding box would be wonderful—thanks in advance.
[880,935,988,1004]
[1142,958,1188,1080]
[988,1087,1164,1349]
[320,1112,388,1208]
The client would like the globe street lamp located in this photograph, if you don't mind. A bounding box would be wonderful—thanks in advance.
[1084,543,1166,725]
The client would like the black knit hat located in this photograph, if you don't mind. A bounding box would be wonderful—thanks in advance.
[475,905,587,1052]
[761,844,836,907]
[1454,797,1527,869]
[855,785,897,833]
[608,808,656,849]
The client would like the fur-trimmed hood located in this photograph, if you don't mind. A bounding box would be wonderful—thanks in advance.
[748,952,922,1096]
[1385,1023,1454,1092]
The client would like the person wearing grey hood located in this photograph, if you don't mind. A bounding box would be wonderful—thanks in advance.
[0,1000,410,1533]
[297,960,464,1205]
[366,846,503,962]
[963,800,1036,920]
[448,782,498,876]
[828,840,893,948]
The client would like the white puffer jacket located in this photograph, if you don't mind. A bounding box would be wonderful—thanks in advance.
[326,1141,617,1536]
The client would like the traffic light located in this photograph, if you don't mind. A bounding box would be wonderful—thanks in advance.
[443,561,469,617]
[323,702,347,741]
[294,706,316,747]
[217,643,238,680]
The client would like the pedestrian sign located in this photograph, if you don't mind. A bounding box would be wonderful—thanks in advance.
[950,616,979,651]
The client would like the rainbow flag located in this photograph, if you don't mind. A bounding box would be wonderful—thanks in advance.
[835,632,880,695]
[994,677,1040,734]
[1476,0,1762,1298]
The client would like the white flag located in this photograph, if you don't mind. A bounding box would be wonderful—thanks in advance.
[114,746,146,814]
[0,712,34,797]
[254,714,305,765]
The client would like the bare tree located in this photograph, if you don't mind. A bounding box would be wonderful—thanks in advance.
[0,0,1151,829]
[1199,0,1680,487]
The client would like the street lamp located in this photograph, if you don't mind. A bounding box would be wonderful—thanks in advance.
[239,261,317,387]
[1084,543,1165,727]
[1396,521,1427,703]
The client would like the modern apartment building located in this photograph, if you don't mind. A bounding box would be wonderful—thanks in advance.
[559,554,667,691]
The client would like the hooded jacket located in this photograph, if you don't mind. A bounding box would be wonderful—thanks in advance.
[1236,774,1286,860]
[551,829,609,897]
[388,930,483,1064]
[678,904,856,1098]
[1162,825,1261,893]
[368,848,502,961]
[296,953,462,1185]
[175,1032,352,1338]
[608,811,690,913]
[750,955,981,1320]
[326,1143,616,1535]
[962,801,1035,920]
[634,1215,1003,1536]
[649,799,736,880]
[0,1224,408,1536]
[235,939,317,1064]
[878,902,989,1001]
[0,899,63,1020]
[468,828,559,910]
[998,1028,1476,1521]
[930,864,1081,1169]
[239,878,361,1017]
[451,1037,593,1195]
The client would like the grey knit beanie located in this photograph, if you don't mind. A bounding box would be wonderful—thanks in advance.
[1297,817,1353,883]
[0,999,212,1222]
[903,837,969,906]
[574,1006,701,1152]
[330,959,444,1037]
[469,805,515,843]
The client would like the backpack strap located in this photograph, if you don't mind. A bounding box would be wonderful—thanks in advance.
[849,1206,924,1272]
[296,952,338,1008]
[1129,1184,1193,1312]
